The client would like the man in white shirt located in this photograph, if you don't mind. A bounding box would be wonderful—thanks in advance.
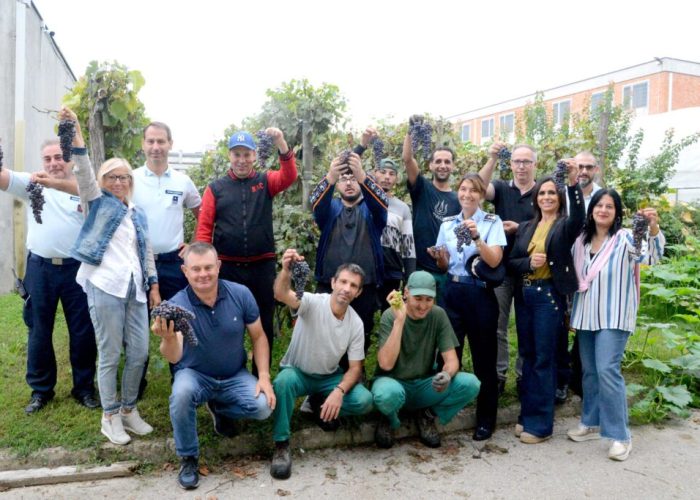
[0,140,98,414]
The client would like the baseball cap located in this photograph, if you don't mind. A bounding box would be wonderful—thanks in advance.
[228,131,256,150]
[378,158,398,172]
[406,271,436,298]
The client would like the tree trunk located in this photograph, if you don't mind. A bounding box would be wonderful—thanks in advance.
[596,105,610,186]
[88,100,106,172]
[301,121,313,212]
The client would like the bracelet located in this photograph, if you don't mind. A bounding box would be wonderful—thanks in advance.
[335,385,346,395]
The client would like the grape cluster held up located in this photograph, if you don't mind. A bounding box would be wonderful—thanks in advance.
[256,130,274,169]
[371,137,385,169]
[26,182,45,224]
[0,142,4,170]
[151,301,199,347]
[632,213,649,254]
[58,120,76,162]
[338,149,352,174]
[553,160,568,191]
[290,261,311,300]
[454,224,473,252]
[497,147,511,172]
[409,115,433,162]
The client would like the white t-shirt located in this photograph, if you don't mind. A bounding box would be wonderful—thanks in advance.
[5,170,83,259]
[280,293,365,375]
[132,165,201,254]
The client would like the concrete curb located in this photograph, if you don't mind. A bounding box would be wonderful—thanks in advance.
[0,399,581,471]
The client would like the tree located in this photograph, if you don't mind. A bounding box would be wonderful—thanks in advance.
[63,61,149,168]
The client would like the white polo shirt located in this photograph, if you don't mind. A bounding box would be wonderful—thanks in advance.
[132,165,201,254]
[5,170,84,259]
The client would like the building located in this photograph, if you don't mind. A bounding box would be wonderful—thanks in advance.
[449,57,700,201]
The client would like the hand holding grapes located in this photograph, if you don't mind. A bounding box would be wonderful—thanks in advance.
[58,107,85,148]
[345,153,366,184]
[152,316,178,340]
[488,141,507,160]
[463,219,479,240]
[386,290,406,322]
[360,127,378,148]
[264,127,289,155]
[563,158,578,186]
[639,208,660,236]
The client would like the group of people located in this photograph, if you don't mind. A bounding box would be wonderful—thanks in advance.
[0,109,664,491]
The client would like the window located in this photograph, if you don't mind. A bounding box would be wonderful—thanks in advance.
[499,114,514,138]
[461,124,471,142]
[623,82,649,111]
[590,92,605,113]
[552,100,571,126]
[481,118,494,140]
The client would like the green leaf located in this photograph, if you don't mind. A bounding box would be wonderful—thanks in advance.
[109,100,128,122]
[128,70,145,93]
[645,287,676,301]
[657,385,692,407]
[626,383,647,397]
[669,354,700,371]
[649,269,691,282]
[641,358,672,373]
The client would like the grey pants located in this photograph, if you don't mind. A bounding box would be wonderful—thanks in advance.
[494,275,522,381]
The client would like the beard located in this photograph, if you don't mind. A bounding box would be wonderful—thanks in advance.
[341,191,361,204]
[578,177,592,188]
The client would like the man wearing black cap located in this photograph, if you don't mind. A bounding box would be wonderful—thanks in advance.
[373,158,416,310]
[196,128,296,370]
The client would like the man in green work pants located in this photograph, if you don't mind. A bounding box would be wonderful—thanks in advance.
[372,271,481,448]
[270,249,373,480]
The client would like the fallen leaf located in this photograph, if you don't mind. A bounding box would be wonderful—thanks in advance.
[199,465,210,476]
[483,442,508,454]
[276,489,291,496]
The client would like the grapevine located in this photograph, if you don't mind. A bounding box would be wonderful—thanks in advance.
[497,147,511,172]
[454,224,472,252]
[290,261,311,300]
[26,182,46,224]
[151,301,199,347]
[256,130,274,169]
[371,137,385,169]
[553,160,568,191]
[58,120,76,162]
[631,213,648,254]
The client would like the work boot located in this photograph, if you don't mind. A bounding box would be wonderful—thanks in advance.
[416,409,441,448]
[270,441,292,479]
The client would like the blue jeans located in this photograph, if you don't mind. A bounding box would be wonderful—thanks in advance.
[514,283,565,437]
[86,279,149,414]
[23,254,97,399]
[577,328,631,442]
[171,367,272,457]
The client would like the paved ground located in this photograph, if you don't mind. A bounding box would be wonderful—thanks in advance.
[4,413,700,499]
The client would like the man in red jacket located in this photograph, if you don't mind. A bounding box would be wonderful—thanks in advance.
[196,129,296,372]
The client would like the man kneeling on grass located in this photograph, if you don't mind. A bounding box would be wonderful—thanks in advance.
[270,249,374,480]
[152,242,275,490]
[372,271,481,448]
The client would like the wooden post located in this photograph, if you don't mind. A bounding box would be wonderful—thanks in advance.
[301,120,313,212]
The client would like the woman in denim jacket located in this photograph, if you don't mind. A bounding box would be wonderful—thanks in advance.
[62,108,160,445]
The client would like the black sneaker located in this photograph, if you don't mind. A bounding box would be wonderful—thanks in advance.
[416,410,441,448]
[177,456,199,490]
[375,418,394,449]
[270,441,292,479]
[555,385,569,405]
[205,401,238,437]
[25,396,50,415]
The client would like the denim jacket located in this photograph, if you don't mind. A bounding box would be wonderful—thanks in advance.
[70,151,157,291]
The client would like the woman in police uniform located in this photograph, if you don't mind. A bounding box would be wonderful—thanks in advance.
[507,162,583,444]
[430,173,506,441]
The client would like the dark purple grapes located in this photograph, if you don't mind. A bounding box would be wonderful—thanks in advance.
[498,147,511,172]
[151,301,198,347]
[256,130,274,169]
[338,149,352,174]
[290,261,311,299]
[554,160,568,191]
[454,224,472,252]
[58,120,75,162]
[26,182,45,224]
[408,115,433,162]
[632,213,649,254]
[371,137,385,169]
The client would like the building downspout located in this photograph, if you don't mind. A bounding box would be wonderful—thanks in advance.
[13,0,29,277]
[667,72,674,112]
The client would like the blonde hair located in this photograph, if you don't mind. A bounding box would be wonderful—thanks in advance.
[97,158,134,201]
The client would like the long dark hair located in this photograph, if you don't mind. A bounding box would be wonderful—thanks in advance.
[582,188,624,244]
[531,176,566,225]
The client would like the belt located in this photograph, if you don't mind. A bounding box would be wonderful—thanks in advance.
[29,253,78,266]
[522,278,553,287]
[448,273,486,289]
[154,250,182,262]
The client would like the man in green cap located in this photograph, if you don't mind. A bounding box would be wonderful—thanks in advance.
[371,271,481,448]
[373,158,416,311]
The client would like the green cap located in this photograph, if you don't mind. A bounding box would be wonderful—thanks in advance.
[406,271,436,297]
[378,158,398,172]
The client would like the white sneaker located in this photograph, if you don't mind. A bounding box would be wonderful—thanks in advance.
[514,424,523,437]
[567,424,601,442]
[300,396,313,414]
[101,413,131,445]
[608,439,632,461]
[121,407,153,436]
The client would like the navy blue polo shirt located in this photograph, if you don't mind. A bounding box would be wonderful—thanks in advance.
[170,279,259,378]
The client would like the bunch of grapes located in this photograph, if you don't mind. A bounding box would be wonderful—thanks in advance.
[454,224,472,252]
[290,261,311,300]
[553,160,568,191]
[58,120,76,162]
[389,290,403,310]
[371,137,385,169]
[0,142,4,170]
[256,130,274,169]
[151,301,198,347]
[409,115,433,161]
[497,147,511,172]
[26,182,45,224]
[631,213,649,254]
[338,149,352,174]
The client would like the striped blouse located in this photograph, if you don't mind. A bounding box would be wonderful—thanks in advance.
[570,229,665,333]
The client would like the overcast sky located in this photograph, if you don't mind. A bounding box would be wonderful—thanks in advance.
[35,0,699,152]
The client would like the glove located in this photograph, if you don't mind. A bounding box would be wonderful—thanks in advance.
[432,371,451,392]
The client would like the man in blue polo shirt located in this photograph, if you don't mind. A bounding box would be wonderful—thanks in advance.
[152,242,275,490]
[1,139,98,414]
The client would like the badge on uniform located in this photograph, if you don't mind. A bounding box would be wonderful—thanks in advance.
[171,195,179,205]
[484,213,497,222]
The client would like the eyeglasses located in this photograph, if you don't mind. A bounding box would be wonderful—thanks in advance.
[511,159,534,167]
[578,164,597,171]
[338,177,357,184]
[105,174,132,183]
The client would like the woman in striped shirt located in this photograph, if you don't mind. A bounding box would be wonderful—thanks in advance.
[568,189,664,461]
